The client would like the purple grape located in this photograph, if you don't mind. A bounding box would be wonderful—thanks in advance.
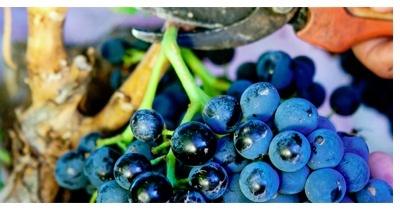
[222,173,252,203]
[129,109,165,142]
[130,171,173,203]
[213,135,250,174]
[290,55,316,91]
[316,116,336,132]
[274,97,319,136]
[278,165,311,195]
[337,131,370,162]
[54,150,88,190]
[329,85,361,116]
[355,178,393,203]
[334,153,370,193]
[305,168,346,203]
[96,180,130,203]
[168,189,206,203]
[307,128,344,170]
[77,131,102,154]
[240,82,280,123]
[226,79,253,101]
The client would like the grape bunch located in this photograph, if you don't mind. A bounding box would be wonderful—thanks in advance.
[54,27,392,203]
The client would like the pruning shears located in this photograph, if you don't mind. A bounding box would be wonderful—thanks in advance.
[131,7,393,53]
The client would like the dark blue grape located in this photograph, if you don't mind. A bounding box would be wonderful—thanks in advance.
[83,147,121,189]
[290,55,316,91]
[355,178,393,203]
[268,130,311,172]
[297,82,326,108]
[77,131,102,154]
[304,168,346,203]
[239,161,280,202]
[96,180,130,203]
[334,153,370,193]
[124,139,157,160]
[222,173,252,203]
[205,48,235,65]
[213,135,250,174]
[329,85,361,116]
[278,165,310,195]
[340,196,354,203]
[265,193,301,203]
[274,97,319,136]
[169,189,206,203]
[337,131,370,162]
[316,116,336,132]
[113,152,152,190]
[129,109,165,142]
[189,162,229,200]
[233,120,273,160]
[236,62,258,83]
[240,82,280,123]
[130,171,173,203]
[54,150,88,190]
[171,121,217,166]
[226,80,253,102]
[256,50,293,90]
[307,128,344,170]
[202,95,243,134]
[100,38,128,65]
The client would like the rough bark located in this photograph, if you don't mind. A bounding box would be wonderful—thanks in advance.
[0,7,169,202]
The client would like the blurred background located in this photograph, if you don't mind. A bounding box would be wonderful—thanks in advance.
[0,7,393,156]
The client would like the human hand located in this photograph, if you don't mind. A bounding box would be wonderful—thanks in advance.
[351,7,393,79]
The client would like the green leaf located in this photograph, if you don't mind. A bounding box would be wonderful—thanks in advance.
[111,7,138,15]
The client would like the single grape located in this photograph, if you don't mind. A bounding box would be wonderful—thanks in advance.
[83,147,121,189]
[334,152,370,193]
[290,55,316,91]
[222,173,252,203]
[307,128,344,170]
[337,131,369,162]
[240,82,280,123]
[226,79,253,102]
[202,95,243,134]
[236,62,258,83]
[304,168,346,203]
[329,85,361,116]
[233,119,273,160]
[239,161,280,202]
[297,82,326,109]
[124,138,157,161]
[189,162,229,201]
[274,97,319,135]
[96,180,130,203]
[130,171,173,203]
[77,131,102,154]
[170,121,217,166]
[205,48,235,65]
[54,150,88,190]
[268,130,311,172]
[113,152,152,190]
[316,116,336,132]
[100,38,128,65]
[355,178,393,203]
[278,165,311,195]
[213,135,250,174]
[129,109,165,142]
[256,50,294,90]
[168,189,206,203]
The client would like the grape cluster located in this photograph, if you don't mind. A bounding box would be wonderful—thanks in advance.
[54,46,392,203]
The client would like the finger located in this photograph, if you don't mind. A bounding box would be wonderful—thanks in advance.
[352,37,393,79]
[368,151,393,187]
[371,7,393,13]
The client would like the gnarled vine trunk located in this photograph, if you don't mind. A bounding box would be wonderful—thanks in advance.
[0,7,169,202]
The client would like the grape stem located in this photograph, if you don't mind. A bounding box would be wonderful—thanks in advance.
[150,155,166,165]
[161,25,210,105]
[89,190,97,203]
[151,140,171,155]
[181,48,231,96]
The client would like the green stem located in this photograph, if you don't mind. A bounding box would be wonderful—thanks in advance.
[326,109,336,120]
[180,102,201,125]
[161,26,209,105]
[150,155,166,165]
[96,125,133,148]
[165,148,178,188]
[122,49,146,68]
[151,140,171,155]
[89,190,98,203]
[139,46,168,110]
[162,129,174,136]
[181,48,231,93]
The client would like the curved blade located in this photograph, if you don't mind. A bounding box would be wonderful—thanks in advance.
[132,7,297,50]
[137,7,256,28]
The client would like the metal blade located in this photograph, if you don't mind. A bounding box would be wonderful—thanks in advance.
[132,7,297,50]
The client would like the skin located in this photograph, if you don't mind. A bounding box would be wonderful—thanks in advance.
[351,7,393,79]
